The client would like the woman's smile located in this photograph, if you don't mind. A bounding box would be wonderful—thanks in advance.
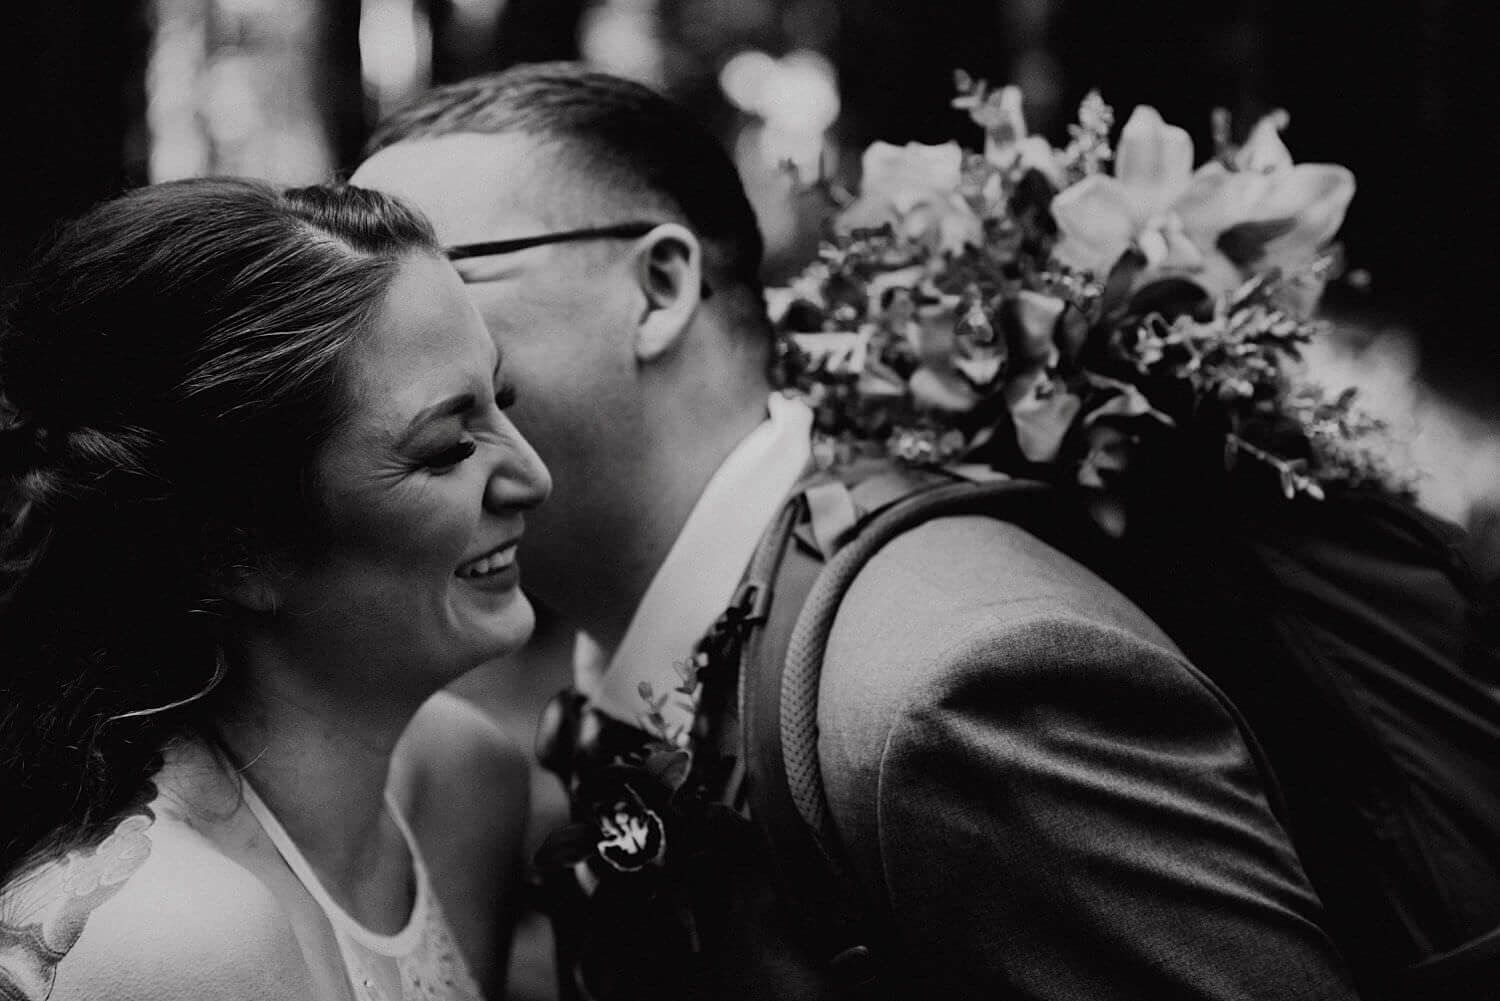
[455,538,521,590]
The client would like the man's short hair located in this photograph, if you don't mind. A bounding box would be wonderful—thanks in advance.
[367,63,771,339]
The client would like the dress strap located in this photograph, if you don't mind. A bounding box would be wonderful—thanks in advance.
[239,777,430,957]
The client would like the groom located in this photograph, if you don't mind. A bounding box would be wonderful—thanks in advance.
[353,63,1357,999]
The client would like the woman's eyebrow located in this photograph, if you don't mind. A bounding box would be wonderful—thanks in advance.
[394,393,476,448]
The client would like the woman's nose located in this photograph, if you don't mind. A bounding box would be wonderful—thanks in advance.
[485,421,552,512]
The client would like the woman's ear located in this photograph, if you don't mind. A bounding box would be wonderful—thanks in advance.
[204,527,286,614]
[210,553,287,615]
[222,574,281,614]
[632,223,704,363]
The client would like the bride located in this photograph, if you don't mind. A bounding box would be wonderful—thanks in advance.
[0,178,549,1000]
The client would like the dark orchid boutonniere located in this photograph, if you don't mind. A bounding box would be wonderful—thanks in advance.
[534,640,759,997]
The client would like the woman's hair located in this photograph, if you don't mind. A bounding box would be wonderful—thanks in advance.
[0,178,438,880]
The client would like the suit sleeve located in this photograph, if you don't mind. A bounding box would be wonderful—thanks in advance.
[863,614,1359,1000]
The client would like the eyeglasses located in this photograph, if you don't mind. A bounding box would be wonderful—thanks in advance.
[444,221,714,299]
[443,222,659,261]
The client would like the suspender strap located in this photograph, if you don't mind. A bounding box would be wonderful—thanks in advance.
[779,478,1061,837]
[739,466,1069,998]
[732,464,914,997]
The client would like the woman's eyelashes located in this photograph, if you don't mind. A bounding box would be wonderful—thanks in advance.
[420,386,519,472]
[423,439,478,471]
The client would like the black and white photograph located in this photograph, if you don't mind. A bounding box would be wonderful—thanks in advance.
[2,1,1496,999]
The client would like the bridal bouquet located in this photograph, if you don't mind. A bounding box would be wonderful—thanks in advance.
[770,73,1409,521]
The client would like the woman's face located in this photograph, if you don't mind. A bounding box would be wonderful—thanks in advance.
[275,252,551,689]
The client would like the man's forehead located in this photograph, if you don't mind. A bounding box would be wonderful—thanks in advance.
[352,132,554,242]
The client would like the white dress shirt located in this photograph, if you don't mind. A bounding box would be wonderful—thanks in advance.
[574,392,813,738]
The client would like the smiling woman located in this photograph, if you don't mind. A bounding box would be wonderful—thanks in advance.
[265,251,548,692]
[0,179,548,1001]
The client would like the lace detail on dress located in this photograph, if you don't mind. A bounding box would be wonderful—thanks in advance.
[236,778,485,1001]
[397,893,483,1001]
[342,894,482,1001]
[348,948,385,1001]
[334,880,482,1001]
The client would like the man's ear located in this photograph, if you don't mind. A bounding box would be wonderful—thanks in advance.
[632,223,704,363]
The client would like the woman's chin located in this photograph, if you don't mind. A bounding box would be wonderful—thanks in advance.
[470,588,537,662]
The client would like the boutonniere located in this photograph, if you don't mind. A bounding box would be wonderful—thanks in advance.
[535,655,717,875]
[532,595,768,994]
[535,747,694,877]
[534,704,756,996]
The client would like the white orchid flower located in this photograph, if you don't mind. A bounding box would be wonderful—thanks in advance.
[1051,106,1356,297]
[967,85,1065,186]
[1175,112,1355,288]
[1050,106,1204,275]
[1235,110,1294,172]
[837,141,984,254]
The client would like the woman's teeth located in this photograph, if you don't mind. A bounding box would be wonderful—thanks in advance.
[457,546,515,578]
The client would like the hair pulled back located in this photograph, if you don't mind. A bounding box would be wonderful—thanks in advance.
[0,178,437,880]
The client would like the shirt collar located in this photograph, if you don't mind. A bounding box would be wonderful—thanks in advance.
[574,392,813,737]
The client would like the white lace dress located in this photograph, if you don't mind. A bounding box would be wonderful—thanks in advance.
[239,780,484,1001]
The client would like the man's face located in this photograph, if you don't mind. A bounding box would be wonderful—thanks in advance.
[353,134,647,614]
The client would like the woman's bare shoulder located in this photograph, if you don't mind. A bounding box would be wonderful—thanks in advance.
[0,807,318,1001]
[391,689,530,822]
[390,690,531,996]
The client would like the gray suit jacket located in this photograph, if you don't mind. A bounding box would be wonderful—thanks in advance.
[814,515,1358,998]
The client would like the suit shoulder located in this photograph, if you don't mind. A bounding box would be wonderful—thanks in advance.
[2,809,316,1001]
[865,514,1172,638]
[821,596,1214,756]
[817,515,1233,793]
[823,513,1185,702]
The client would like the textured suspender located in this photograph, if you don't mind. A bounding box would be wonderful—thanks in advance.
[736,465,1081,997]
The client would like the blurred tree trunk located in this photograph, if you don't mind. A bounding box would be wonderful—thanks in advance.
[0,2,150,285]
[493,0,586,68]
[325,0,374,173]
[431,0,501,83]
[834,0,1011,150]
